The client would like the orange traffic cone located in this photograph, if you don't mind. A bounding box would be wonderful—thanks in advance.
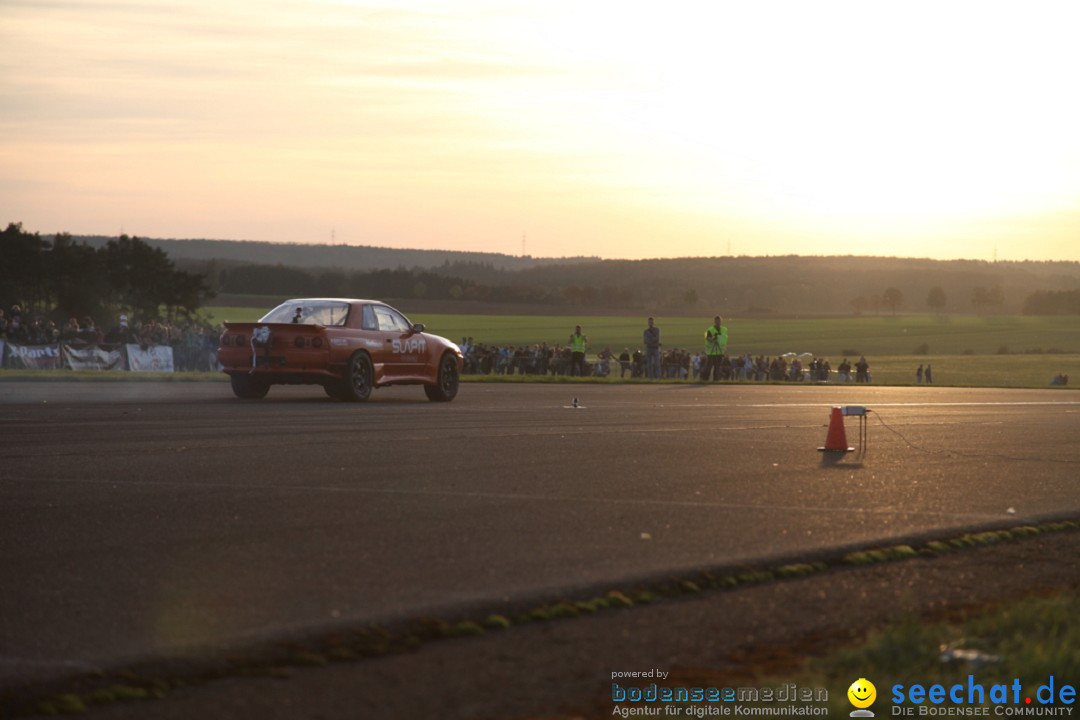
[818,406,854,453]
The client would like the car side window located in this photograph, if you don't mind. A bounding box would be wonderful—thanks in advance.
[361,304,378,331]
[374,305,409,333]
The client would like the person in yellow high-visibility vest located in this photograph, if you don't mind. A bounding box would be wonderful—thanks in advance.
[702,315,728,381]
[568,325,588,377]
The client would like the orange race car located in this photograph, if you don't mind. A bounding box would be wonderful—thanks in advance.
[218,299,463,402]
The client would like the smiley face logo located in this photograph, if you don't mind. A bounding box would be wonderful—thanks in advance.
[848,678,876,710]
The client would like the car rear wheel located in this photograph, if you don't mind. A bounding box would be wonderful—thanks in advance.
[231,374,270,400]
[344,352,374,402]
[425,353,459,402]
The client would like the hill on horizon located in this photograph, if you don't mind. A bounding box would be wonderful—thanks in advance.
[50,234,1080,316]
[61,235,598,272]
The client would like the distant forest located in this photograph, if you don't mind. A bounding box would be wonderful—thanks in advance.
[36,234,1080,317]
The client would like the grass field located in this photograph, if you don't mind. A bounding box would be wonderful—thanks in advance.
[414,313,1080,357]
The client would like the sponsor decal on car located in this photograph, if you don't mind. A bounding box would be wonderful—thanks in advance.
[392,338,426,354]
[330,338,350,346]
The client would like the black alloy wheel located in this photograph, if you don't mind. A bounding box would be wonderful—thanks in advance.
[425,353,459,402]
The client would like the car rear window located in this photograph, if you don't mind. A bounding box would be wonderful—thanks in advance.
[260,301,350,326]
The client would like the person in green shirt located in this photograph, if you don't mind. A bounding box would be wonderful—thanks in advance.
[568,325,588,377]
[702,315,728,381]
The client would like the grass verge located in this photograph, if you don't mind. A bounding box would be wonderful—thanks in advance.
[756,589,1080,715]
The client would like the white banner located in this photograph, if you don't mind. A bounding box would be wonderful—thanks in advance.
[4,343,62,370]
[63,344,126,371]
[125,344,175,372]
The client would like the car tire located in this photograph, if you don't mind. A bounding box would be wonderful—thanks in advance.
[231,374,270,400]
[344,352,374,402]
[425,353,459,402]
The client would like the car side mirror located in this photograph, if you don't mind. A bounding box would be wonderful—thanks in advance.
[410,323,425,334]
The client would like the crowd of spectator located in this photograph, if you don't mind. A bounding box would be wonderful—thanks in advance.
[0,305,222,371]
[457,335,871,383]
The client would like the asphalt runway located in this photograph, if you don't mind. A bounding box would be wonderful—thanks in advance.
[2,380,1079,689]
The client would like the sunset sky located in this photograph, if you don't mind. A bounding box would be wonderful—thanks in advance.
[3,1,1079,261]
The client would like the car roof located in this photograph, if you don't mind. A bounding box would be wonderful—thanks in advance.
[281,298,387,306]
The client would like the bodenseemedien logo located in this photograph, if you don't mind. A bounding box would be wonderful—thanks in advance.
[848,678,877,717]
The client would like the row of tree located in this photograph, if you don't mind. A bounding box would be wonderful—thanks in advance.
[851,285,1009,315]
[202,261,657,308]
[211,263,560,305]
[1022,289,1080,315]
[1,223,212,324]
[207,261,1039,317]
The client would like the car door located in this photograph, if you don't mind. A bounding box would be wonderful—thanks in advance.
[372,304,426,378]
[353,303,393,380]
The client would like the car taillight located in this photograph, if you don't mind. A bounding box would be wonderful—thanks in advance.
[294,336,306,348]
[235,334,246,346]
[311,337,323,349]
